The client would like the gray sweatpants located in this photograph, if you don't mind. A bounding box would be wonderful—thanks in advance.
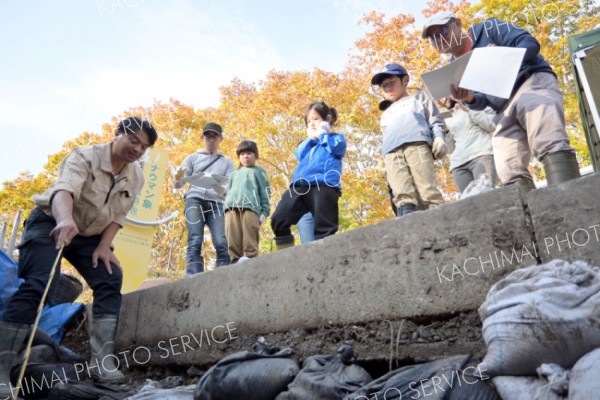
[491,72,575,185]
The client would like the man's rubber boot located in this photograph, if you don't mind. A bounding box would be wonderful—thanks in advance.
[274,234,295,251]
[0,321,30,398]
[513,177,537,194]
[88,317,126,383]
[543,151,581,186]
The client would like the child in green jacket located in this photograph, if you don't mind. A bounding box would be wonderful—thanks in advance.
[225,140,271,263]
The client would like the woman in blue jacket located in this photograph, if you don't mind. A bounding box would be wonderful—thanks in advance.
[271,101,347,250]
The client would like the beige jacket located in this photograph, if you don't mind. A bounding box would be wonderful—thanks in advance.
[34,143,144,236]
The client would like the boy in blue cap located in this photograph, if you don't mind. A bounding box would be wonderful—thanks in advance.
[371,64,447,216]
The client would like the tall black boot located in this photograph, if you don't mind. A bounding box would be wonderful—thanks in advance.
[543,151,581,186]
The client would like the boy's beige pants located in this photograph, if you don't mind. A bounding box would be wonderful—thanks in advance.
[384,142,444,208]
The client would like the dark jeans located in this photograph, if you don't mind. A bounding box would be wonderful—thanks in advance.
[271,185,340,240]
[3,208,122,324]
[184,197,230,276]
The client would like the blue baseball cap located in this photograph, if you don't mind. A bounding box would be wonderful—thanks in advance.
[371,64,409,85]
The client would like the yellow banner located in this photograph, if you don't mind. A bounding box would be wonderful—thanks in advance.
[114,148,168,293]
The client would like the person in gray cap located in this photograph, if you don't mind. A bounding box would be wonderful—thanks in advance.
[175,122,235,275]
[371,63,447,216]
[422,11,580,192]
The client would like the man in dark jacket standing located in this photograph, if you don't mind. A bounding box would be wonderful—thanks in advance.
[423,11,580,191]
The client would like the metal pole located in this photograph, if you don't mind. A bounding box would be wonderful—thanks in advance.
[7,210,22,258]
[0,222,7,251]
[167,237,174,272]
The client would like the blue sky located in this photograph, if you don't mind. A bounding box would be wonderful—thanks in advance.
[0,0,429,184]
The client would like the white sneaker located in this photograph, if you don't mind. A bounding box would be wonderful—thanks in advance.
[238,256,250,263]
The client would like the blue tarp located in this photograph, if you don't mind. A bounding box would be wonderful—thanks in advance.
[0,248,23,320]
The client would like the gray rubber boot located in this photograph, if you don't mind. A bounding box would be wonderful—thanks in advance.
[543,151,581,186]
[0,321,30,398]
[88,317,126,383]
[513,177,537,194]
[274,234,295,251]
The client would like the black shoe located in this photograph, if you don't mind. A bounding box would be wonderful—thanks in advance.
[398,203,416,216]
[274,234,295,251]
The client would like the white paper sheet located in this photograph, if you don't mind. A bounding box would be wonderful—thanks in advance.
[459,47,526,99]
[421,46,527,99]
[421,52,472,99]
[181,171,228,195]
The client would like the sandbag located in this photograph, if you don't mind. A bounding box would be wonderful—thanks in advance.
[344,355,500,400]
[10,347,81,400]
[193,340,299,400]
[275,344,372,400]
[29,325,85,363]
[569,348,600,400]
[47,381,134,400]
[492,363,569,400]
[461,173,494,199]
[48,273,84,306]
[9,333,85,400]
[479,260,600,376]
[492,377,563,400]
[123,379,195,400]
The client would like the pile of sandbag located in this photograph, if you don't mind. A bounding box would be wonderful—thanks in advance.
[344,354,500,400]
[275,344,372,399]
[190,339,501,400]
[193,341,374,400]
[477,259,600,399]
[193,339,299,400]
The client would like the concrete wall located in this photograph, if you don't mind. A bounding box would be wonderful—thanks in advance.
[114,174,599,368]
[528,173,600,264]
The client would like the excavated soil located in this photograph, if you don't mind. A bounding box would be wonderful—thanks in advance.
[62,309,484,385]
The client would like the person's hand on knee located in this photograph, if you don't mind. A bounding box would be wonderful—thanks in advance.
[92,243,121,275]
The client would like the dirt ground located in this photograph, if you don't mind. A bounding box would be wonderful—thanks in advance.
[61,309,484,386]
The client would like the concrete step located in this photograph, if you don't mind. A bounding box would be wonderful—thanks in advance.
[114,173,599,369]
